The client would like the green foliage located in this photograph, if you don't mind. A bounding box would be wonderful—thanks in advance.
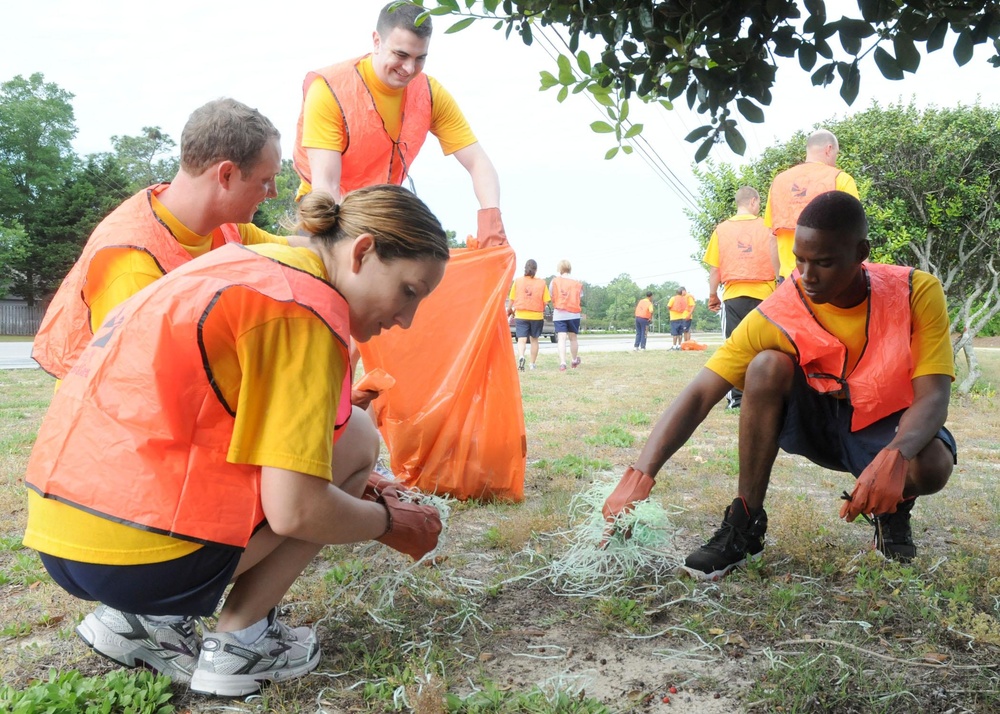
[446,680,611,713]
[0,74,132,304]
[583,424,634,448]
[251,158,299,235]
[415,1,1000,159]
[109,127,178,192]
[0,668,175,714]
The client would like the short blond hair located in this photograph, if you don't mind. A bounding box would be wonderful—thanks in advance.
[557,259,572,274]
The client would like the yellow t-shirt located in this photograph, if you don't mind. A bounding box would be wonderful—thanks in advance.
[763,169,860,278]
[704,269,954,391]
[83,194,286,333]
[24,244,347,565]
[703,214,777,302]
[509,280,551,321]
[296,56,477,199]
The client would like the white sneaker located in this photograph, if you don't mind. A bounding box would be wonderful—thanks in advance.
[190,608,320,696]
[76,605,200,683]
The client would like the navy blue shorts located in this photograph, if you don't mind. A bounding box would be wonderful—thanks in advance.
[670,320,685,337]
[554,318,580,334]
[682,319,693,332]
[778,367,958,477]
[515,318,543,339]
[40,545,241,617]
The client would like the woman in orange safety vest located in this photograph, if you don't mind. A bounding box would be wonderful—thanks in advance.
[549,259,583,371]
[508,258,551,371]
[23,186,450,697]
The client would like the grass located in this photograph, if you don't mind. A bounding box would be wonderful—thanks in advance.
[1,345,998,713]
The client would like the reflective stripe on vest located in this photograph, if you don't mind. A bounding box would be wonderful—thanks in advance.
[756,263,914,431]
[25,244,351,549]
[32,186,242,379]
[769,163,842,232]
[512,276,546,313]
[293,56,433,194]
[715,217,775,283]
[551,276,582,313]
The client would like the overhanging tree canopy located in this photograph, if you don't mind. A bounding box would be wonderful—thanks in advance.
[412,1,1000,159]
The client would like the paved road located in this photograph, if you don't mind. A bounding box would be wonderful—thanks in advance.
[515,332,724,356]
[0,341,36,370]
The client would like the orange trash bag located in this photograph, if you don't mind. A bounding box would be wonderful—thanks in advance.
[681,340,708,351]
[357,242,526,502]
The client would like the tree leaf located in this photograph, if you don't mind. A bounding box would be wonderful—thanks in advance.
[577,50,592,75]
[724,125,747,155]
[622,145,634,154]
[445,17,476,34]
[839,61,861,104]
[798,43,817,71]
[812,61,836,87]
[605,146,620,160]
[539,71,559,89]
[736,98,765,123]
[954,30,974,66]
[556,85,568,103]
[591,121,615,134]
[873,47,904,80]
[659,99,674,111]
[620,99,630,122]
[557,54,575,84]
[927,19,948,53]
[694,137,714,163]
[684,125,713,142]
[893,35,921,73]
[623,123,643,138]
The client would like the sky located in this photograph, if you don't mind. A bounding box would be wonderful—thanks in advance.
[3,0,998,299]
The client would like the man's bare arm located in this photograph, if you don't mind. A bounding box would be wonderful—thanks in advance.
[306,148,344,202]
[453,142,500,209]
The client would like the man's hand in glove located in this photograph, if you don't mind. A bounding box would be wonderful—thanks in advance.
[840,448,908,522]
[376,486,442,560]
[600,466,655,545]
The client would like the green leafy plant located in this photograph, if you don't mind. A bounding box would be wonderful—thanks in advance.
[0,668,175,714]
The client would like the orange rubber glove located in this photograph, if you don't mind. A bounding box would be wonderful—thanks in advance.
[476,207,507,248]
[376,486,442,560]
[351,368,396,410]
[708,294,722,312]
[840,448,908,522]
[602,466,656,522]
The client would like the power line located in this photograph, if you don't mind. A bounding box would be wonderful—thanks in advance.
[532,25,701,212]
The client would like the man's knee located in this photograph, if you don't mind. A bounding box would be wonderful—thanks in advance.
[744,350,796,394]
[907,438,953,496]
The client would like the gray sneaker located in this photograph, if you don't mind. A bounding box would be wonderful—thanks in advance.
[189,608,320,696]
[76,605,200,683]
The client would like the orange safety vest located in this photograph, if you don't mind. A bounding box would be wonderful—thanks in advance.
[31,186,242,380]
[25,244,352,550]
[768,163,842,232]
[756,263,915,431]
[635,298,654,319]
[550,276,582,313]
[512,276,546,313]
[715,217,775,283]
[293,56,433,195]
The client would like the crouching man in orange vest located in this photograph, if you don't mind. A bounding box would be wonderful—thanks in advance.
[24,187,449,696]
[603,191,956,580]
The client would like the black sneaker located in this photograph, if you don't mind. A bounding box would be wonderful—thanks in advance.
[683,497,767,580]
[873,498,916,562]
[518,356,525,372]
